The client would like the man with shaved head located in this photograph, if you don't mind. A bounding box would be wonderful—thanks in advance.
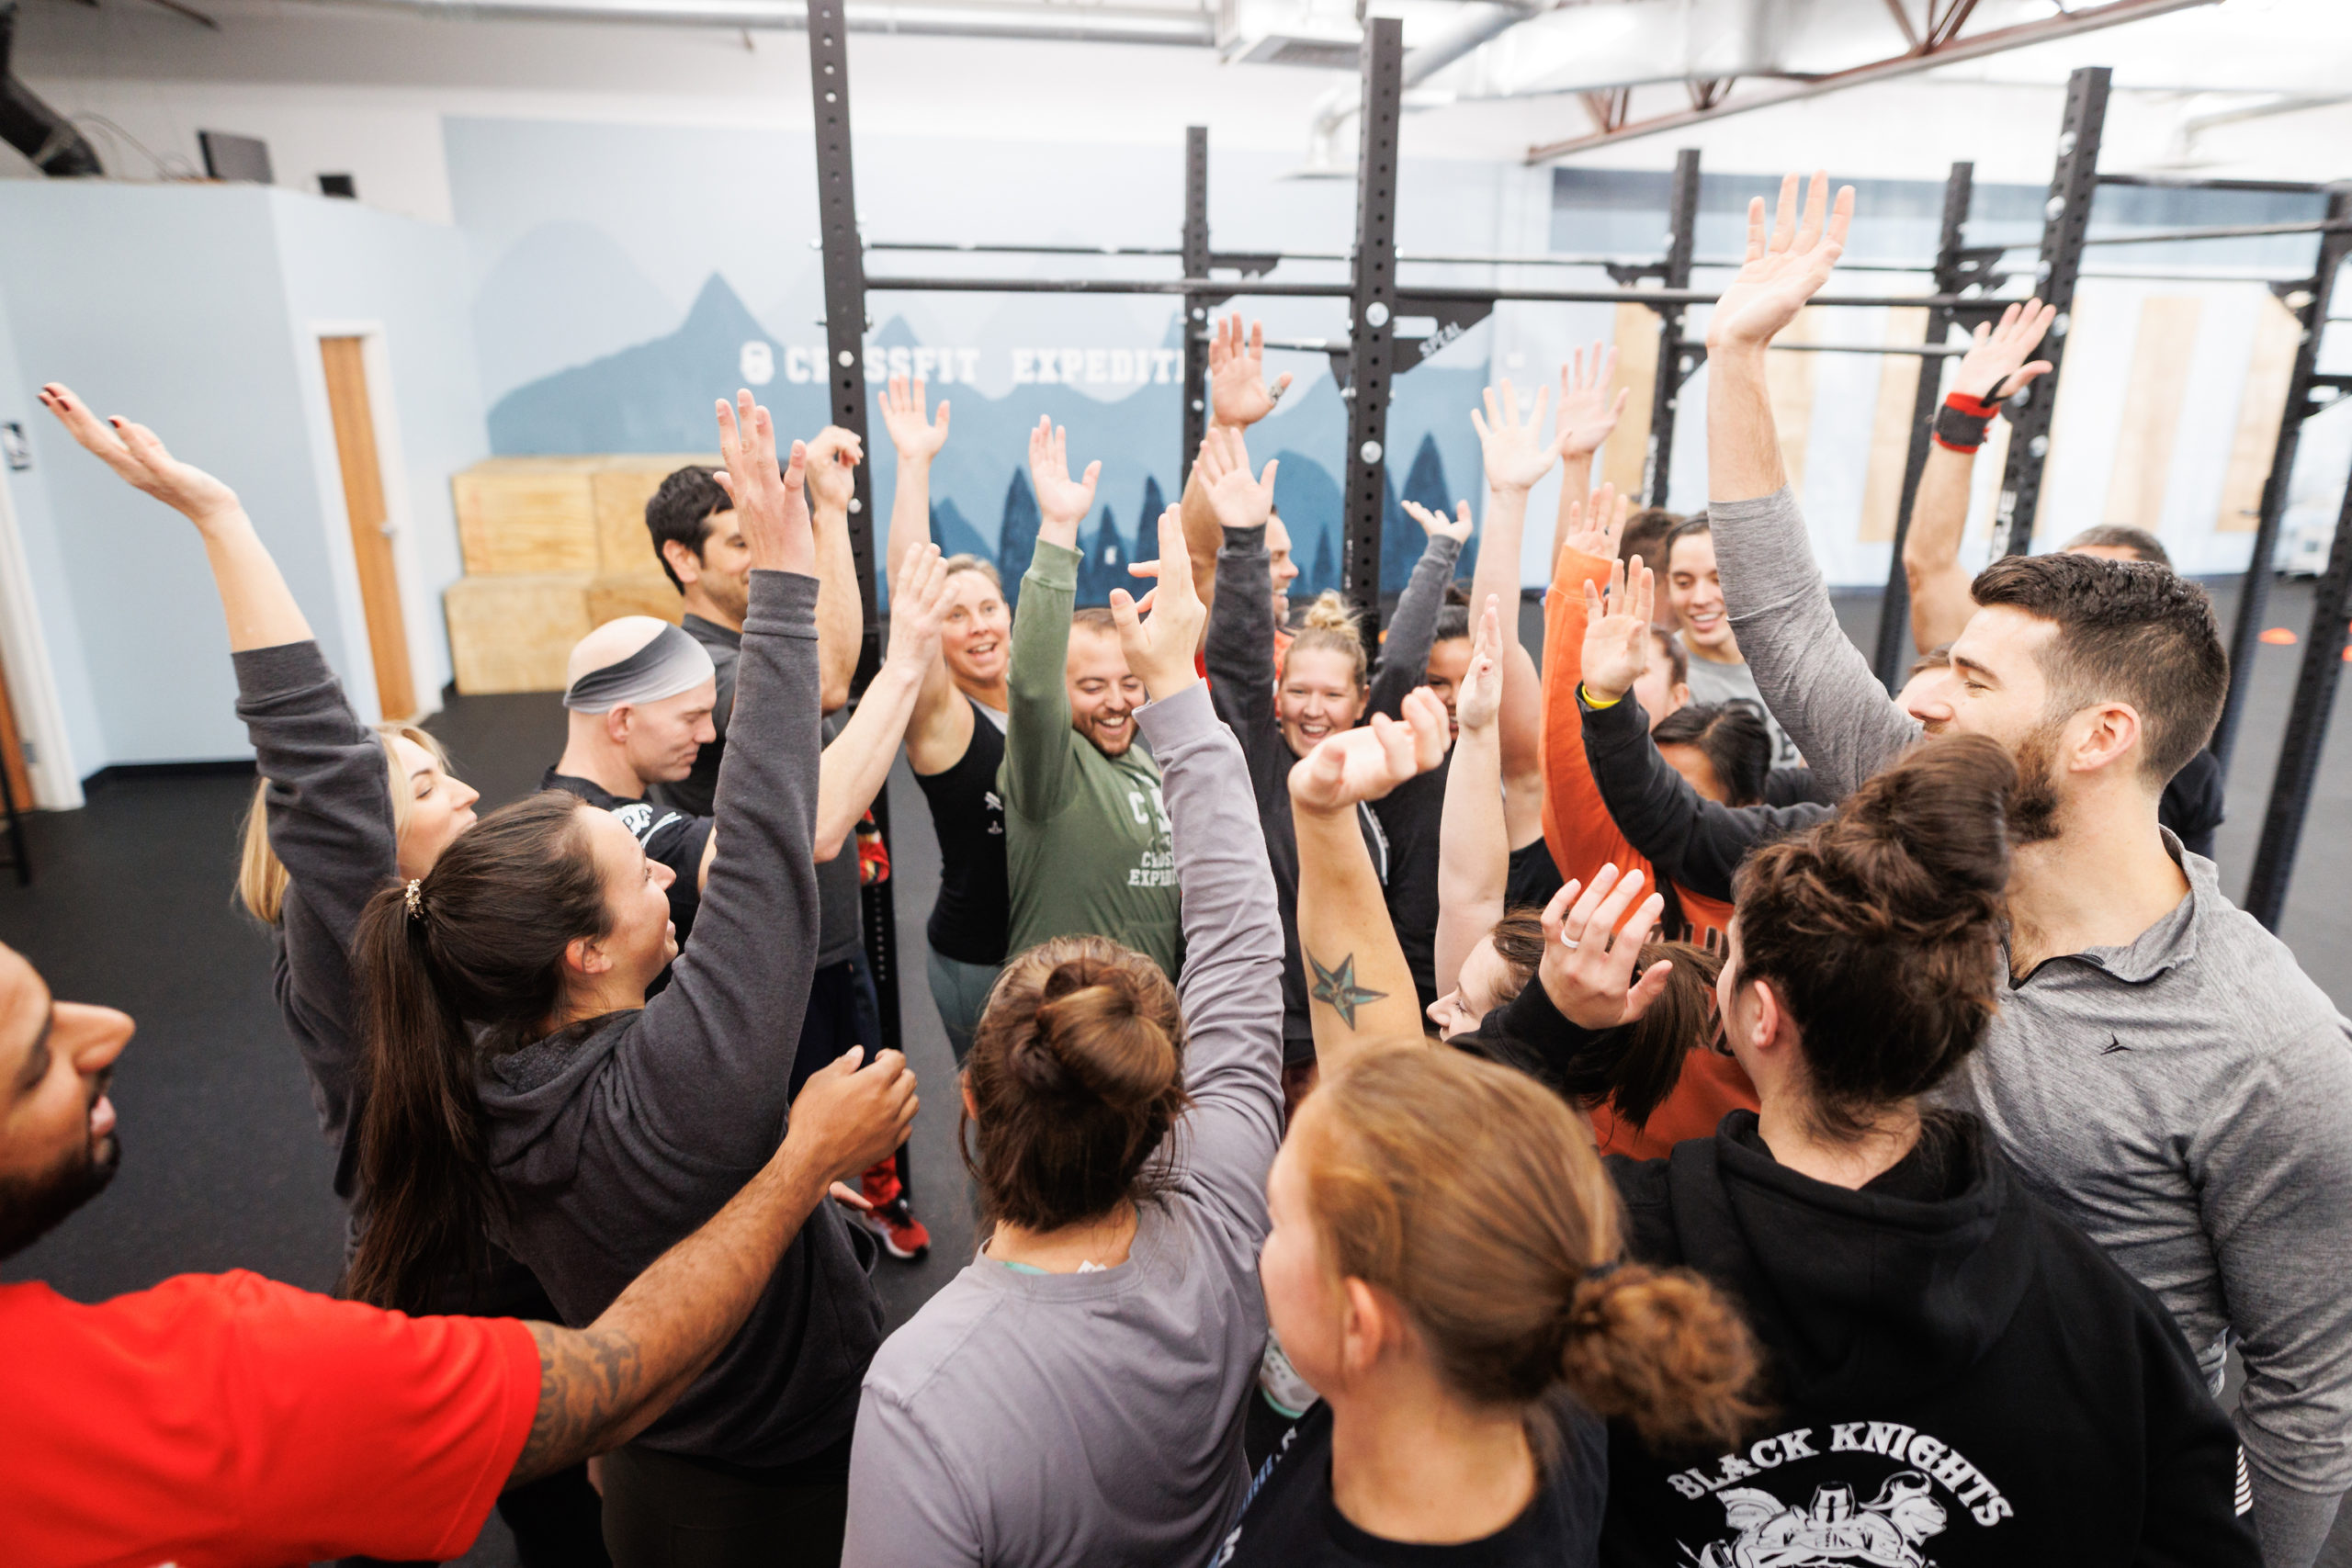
[545,615,721,944]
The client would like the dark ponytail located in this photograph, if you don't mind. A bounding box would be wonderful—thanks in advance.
[1478,912,1726,1133]
[1730,733,2016,1139]
[964,936,1189,1233]
[347,791,609,1312]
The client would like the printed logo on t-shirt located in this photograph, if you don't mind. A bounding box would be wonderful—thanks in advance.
[606,801,684,848]
[984,789,1004,836]
[1125,786,1176,887]
[1668,1421,2010,1566]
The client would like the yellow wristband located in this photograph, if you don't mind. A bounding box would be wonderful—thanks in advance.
[1580,682,1624,710]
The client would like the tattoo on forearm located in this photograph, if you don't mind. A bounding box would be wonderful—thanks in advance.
[512,1322,645,1487]
[1308,951,1386,1030]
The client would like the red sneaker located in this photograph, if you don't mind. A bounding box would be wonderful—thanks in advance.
[858,1159,929,1261]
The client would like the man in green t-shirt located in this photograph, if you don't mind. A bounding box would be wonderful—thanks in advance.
[1000,418,1183,979]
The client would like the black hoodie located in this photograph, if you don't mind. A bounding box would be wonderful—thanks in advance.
[1600,1112,2256,1568]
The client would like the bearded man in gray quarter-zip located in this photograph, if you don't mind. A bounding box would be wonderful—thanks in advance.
[1692,171,2352,1568]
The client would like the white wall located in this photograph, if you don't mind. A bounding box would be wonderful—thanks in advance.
[0,274,104,804]
[0,183,481,772]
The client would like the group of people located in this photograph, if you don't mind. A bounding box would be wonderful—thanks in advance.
[3,169,2348,1568]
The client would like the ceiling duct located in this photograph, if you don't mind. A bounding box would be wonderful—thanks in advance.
[330,0,1217,47]
[0,0,103,175]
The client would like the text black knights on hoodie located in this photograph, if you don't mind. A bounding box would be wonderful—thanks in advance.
[1599,1111,2257,1568]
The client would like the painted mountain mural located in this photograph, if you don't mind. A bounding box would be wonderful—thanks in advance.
[485,273,1487,600]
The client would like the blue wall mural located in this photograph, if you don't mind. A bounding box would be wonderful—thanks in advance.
[448,117,1504,600]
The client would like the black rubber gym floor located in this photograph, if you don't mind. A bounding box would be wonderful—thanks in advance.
[2,575,2346,1565]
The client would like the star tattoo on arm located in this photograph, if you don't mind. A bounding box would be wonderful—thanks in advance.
[1308,951,1386,1030]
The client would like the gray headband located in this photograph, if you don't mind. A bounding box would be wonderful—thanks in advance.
[563,623,716,714]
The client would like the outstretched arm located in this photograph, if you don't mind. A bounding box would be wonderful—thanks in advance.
[1195,426,1283,748]
[1368,502,1467,719]
[1468,378,1561,840]
[1580,561,1823,902]
[805,425,865,714]
[1115,503,1286,1236]
[1179,313,1295,632]
[1002,420,1099,818]
[1705,173,1919,795]
[1902,300,2055,655]
[877,375,950,593]
[812,547,954,860]
[42,383,310,651]
[1436,597,1508,998]
[510,1045,916,1484]
[1547,343,1631,571]
[1293,690,1452,1070]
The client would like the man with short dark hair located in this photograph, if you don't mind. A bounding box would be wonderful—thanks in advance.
[645,465,752,817]
[0,939,914,1564]
[1700,172,2352,1568]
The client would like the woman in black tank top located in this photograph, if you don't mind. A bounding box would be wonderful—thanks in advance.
[880,378,1014,1058]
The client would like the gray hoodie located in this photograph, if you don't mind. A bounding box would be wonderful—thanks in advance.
[842,680,1285,1567]
[478,569,879,1468]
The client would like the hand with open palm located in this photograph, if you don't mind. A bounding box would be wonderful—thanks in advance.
[1706,171,1855,354]
[1472,378,1557,495]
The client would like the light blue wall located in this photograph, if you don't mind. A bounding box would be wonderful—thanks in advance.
[0,183,485,772]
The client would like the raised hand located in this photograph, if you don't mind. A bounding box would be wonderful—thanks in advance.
[40,383,239,527]
[1194,425,1278,533]
[1287,687,1450,815]
[884,543,955,670]
[1561,480,1629,561]
[1471,378,1557,494]
[1707,171,1855,353]
[1537,864,1675,1030]
[1454,595,1505,735]
[1401,497,1475,547]
[1109,503,1207,702]
[1555,343,1629,458]
[803,425,863,514]
[1580,556,1657,705]
[1951,298,2057,403]
[877,375,950,463]
[714,390,813,576]
[1025,416,1100,546]
[1208,312,1294,430]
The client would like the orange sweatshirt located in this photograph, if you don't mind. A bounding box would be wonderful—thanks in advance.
[1539,544,1757,1158]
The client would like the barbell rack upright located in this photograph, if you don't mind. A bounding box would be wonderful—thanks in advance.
[806,0,904,1066]
[1340,17,1405,642]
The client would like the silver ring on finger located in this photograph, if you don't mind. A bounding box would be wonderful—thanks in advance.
[1560,936,1580,951]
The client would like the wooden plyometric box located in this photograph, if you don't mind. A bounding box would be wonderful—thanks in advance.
[444,571,594,694]
[451,458,602,577]
[592,455,719,578]
[585,573,685,628]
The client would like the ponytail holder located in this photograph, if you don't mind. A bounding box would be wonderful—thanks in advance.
[403,878,425,919]
[1587,1258,1622,1282]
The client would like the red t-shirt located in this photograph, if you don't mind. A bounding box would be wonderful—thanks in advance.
[0,1269,540,1568]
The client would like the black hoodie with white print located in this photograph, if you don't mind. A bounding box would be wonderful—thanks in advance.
[1600,1111,2257,1568]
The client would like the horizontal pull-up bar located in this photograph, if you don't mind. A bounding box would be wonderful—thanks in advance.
[2001,218,2352,248]
[863,272,1988,310]
[2095,172,2336,196]
[1678,339,1972,358]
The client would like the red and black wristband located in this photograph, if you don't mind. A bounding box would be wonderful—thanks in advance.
[1932,389,2004,454]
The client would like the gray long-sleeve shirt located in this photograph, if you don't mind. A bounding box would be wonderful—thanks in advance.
[231,641,399,1213]
[842,680,1285,1567]
[477,570,876,1467]
[1709,486,2352,1527]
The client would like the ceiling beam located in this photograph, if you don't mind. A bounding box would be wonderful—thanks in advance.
[1524,0,2216,164]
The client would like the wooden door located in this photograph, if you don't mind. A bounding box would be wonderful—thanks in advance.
[320,337,416,718]
[0,643,30,811]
